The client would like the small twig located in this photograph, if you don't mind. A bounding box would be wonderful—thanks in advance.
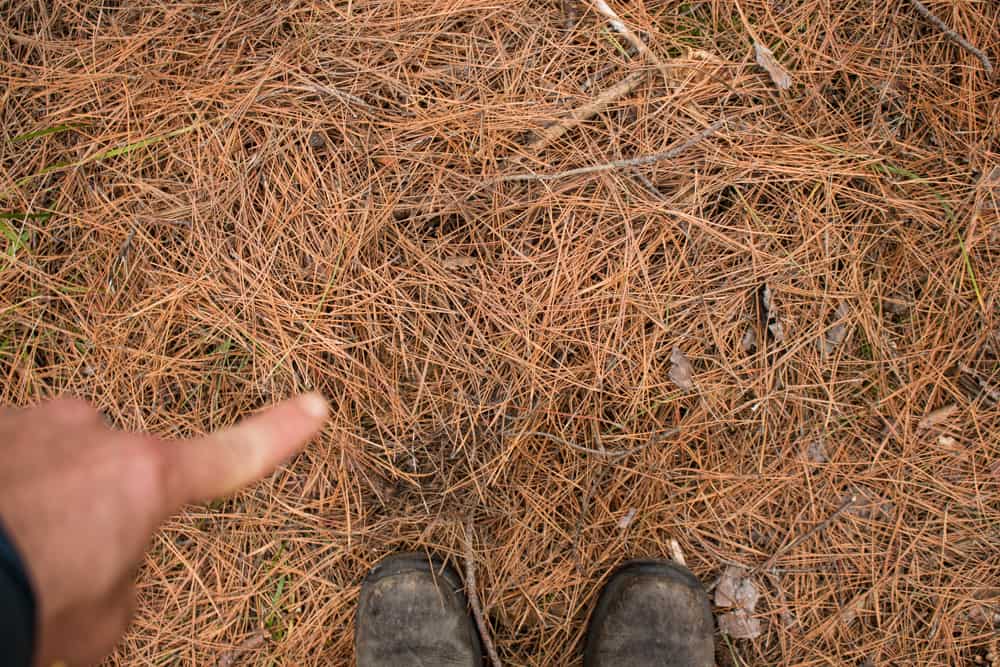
[506,426,679,460]
[464,518,502,667]
[753,495,855,576]
[499,119,728,183]
[908,0,993,75]
[527,71,646,151]
[570,466,606,573]
[589,0,672,87]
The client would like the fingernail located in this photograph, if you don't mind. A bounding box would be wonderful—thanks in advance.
[299,392,329,419]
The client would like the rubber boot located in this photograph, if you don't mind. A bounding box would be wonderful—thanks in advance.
[355,552,483,667]
[583,560,714,667]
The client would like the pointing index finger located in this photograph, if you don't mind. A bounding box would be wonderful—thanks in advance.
[164,393,328,508]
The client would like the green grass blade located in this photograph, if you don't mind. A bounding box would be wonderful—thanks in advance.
[0,219,20,245]
[956,231,985,312]
[9,124,198,191]
[10,124,79,143]
[0,211,52,222]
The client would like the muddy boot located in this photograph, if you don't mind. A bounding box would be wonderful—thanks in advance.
[583,560,714,667]
[355,552,483,667]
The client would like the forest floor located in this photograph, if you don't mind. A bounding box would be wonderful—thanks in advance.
[2,1,999,664]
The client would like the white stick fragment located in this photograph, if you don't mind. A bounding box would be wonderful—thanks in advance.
[589,0,672,87]
[669,538,687,566]
[617,507,638,530]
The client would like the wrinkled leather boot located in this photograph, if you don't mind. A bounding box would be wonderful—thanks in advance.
[584,560,714,667]
[355,552,482,667]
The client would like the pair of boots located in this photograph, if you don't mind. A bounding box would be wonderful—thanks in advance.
[356,554,715,666]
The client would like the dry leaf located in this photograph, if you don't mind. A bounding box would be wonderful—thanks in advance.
[960,589,1000,627]
[883,295,910,316]
[741,327,757,353]
[442,256,477,269]
[768,319,785,342]
[217,631,267,667]
[716,565,760,611]
[716,564,763,638]
[718,610,762,639]
[936,434,959,451]
[759,283,785,343]
[918,403,958,431]
[669,346,695,391]
[802,436,828,464]
[753,41,792,90]
[978,165,1000,213]
[820,303,850,356]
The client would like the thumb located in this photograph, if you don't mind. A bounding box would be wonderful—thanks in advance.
[164,393,328,507]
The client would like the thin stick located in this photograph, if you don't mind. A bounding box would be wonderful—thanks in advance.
[464,518,502,667]
[753,494,855,576]
[498,119,728,183]
[589,0,672,87]
[909,0,993,75]
[506,426,679,459]
[527,71,646,151]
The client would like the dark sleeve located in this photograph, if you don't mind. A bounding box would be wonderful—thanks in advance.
[0,521,35,667]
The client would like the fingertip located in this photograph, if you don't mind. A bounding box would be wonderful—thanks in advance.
[298,392,329,420]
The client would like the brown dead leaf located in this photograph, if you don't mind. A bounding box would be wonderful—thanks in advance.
[753,42,792,90]
[918,403,958,431]
[716,565,759,609]
[442,256,477,269]
[217,631,267,667]
[839,590,870,627]
[960,588,1000,627]
[715,562,762,639]
[802,436,828,464]
[759,283,785,343]
[820,303,850,357]
[668,346,695,391]
[978,165,1000,212]
[883,295,910,316]
[669,538,686,566]
[718,610,762,639]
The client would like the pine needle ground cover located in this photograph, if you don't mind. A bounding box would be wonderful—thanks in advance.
[2,1,998,664]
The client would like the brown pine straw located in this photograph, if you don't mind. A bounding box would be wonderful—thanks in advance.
[2,1,999,664]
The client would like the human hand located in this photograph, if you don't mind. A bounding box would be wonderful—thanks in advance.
[0,393,328,666]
